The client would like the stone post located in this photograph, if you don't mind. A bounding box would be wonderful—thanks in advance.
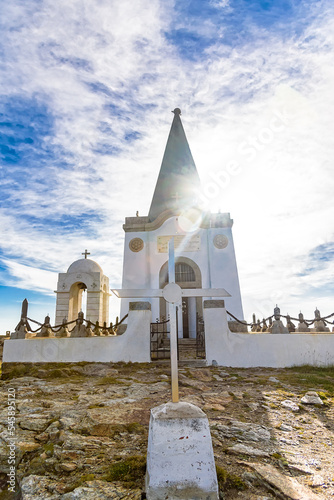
[146,402,219,499]
[203,300,229,366]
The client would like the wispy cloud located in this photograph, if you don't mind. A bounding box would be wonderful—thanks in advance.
[1,259,57,295]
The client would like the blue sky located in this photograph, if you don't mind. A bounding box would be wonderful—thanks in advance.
[1,0,334,332]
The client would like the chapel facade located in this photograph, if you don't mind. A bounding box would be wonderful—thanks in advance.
[120,108,244,338]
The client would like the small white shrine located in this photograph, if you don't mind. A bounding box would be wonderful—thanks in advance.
[54,250,109,326]
[120,108,244,337]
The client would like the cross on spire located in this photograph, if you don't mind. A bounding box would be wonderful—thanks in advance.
[171,192,181,202]
[82,249,90,259]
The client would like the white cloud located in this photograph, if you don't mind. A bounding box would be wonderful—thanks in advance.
[1,259,58,295]
[211,0,231,8]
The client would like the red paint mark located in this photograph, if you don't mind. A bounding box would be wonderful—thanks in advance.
[179,436,184,440]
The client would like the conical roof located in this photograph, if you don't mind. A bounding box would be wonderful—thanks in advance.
[148,108,201,222]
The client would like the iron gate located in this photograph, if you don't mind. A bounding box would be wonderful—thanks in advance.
[150,318,170,360]
[196,313,205,358]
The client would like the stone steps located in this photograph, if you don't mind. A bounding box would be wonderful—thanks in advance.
[160,338,197,348]
[153,359,207,367]
[178,338,197,345]
[177,339,203,359]
[152,338,205,362]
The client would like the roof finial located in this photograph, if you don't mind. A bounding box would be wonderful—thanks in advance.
[172,108,181,115]
[82,249,90,259]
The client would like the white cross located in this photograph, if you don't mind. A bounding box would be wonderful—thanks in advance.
[112,238,231,403]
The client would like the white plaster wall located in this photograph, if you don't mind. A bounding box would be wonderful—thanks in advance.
[204,304,334,368]
[208,227,244,320]
[121,216,244,322]
[121,231,150,318]
[3,307,151,364]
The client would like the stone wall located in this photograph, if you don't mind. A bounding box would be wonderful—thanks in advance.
[3,303,151,364]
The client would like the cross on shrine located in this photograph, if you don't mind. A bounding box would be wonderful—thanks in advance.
[112,238,230,403]
[82,249,90,259]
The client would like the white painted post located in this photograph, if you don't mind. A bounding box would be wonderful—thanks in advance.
[168,238,179,403]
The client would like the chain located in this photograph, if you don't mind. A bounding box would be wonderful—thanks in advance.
[226,310,257,327]
[20,309,334,334]
[227,311,334,327]
[24,314,129,335]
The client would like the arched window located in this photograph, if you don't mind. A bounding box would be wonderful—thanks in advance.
[167,263,195,283]
[176,263,195,282]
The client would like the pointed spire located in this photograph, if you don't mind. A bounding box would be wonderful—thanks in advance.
[148,108,201,222]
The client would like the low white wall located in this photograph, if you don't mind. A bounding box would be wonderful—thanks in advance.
[204,301,334,368]
[3,302,152,364]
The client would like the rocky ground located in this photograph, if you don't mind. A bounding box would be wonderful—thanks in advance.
[0,361,333,499]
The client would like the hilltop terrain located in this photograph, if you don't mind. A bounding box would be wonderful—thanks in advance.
[0,361,333,499]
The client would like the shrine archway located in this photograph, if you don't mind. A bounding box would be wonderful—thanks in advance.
[55,256,109,326]
[68,282,87,322]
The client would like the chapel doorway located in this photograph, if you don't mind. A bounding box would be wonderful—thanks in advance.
[159,258,202,338]
[68,282,87,322]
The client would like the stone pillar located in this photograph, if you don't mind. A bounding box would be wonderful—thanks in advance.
[312,320,330,333]
[271,321,289,334]
[55,292,70,326]
[204,300,229,366]
[102,288,109,324]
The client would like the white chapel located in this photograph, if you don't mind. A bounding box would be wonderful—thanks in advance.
[6,110,334,370]
[120,108,244,337]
